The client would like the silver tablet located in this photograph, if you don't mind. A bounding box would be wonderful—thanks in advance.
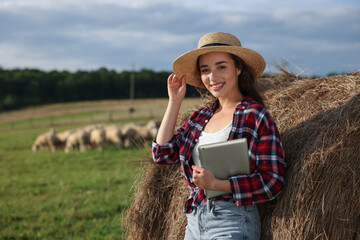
[197,138,250,198]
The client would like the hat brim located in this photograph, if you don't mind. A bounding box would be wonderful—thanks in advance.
[172,46,266,88]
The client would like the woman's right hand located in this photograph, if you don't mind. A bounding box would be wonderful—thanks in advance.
[167,73,186,102]
[156,73,186,145]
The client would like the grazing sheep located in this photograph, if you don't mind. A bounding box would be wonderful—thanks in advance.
[64,130,90,153]
[121,120,160,148]
[144,120,161,139]
[57,130,73,142]
[104,125,123,148]
[89,128,106,151]
[80,124,105,133]
[133,120,160,140]
[56,129,76,149]
[120,124,143,148]
[32,128,61,152]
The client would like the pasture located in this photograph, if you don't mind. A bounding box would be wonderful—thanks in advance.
[0,98,198,239]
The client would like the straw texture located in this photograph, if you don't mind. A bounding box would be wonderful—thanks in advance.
[125,71,360,240]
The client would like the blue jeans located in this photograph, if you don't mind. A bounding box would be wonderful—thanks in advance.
[184,200,261,240]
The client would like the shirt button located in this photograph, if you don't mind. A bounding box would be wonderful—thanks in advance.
[205,120,208,123]
[195,139,198,142]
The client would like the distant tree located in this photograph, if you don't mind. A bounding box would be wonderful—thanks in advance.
[0,67,199,112]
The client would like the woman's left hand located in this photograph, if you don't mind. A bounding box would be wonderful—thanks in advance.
[192,165,216,190]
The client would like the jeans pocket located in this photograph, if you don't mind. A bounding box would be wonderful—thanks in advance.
[210,202,247,221]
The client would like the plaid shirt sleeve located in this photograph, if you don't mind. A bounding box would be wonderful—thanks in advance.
[152,119,188,165]
[229,106,286,206]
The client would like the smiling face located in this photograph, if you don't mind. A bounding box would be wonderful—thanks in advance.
[198,52,242,100]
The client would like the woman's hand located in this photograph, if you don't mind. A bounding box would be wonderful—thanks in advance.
[192,165,232,193]
[155,73,186,145]
[167,73,186,103]
[192,165,217,190]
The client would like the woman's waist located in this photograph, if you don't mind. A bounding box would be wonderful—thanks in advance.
[191,199,258,215]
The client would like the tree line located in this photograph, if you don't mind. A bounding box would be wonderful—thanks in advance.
[0,67,199,112]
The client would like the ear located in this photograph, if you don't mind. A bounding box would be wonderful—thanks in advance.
[237,67,242,76]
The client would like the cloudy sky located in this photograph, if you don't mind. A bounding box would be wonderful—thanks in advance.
[0,0,359,76]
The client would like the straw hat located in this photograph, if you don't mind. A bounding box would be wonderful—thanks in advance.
[172,32,266,88]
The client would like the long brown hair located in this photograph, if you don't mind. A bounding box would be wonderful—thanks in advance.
[230,53,265,106]
[195,53,266,107]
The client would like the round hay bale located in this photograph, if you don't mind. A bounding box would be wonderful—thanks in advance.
[125,72,360,240]
[124,159,188,240]
[260,94,360,239]
[265,72,360,132]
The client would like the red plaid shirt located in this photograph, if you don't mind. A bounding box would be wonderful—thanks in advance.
[152,96,286,213]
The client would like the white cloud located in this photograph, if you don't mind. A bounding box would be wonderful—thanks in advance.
[0,0,359,75]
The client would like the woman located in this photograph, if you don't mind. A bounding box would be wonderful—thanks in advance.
[152,32,286,240]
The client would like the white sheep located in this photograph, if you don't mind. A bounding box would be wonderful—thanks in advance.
[32,128,61,152]
[89,128,106,151]
[133,120,160,139]
[144,120,161,139]
[120,120,160,148]
[56,129,77,149]
[64,129,90,153]
[81,124,105,132]
[104,125,122,148]
[120,124,143,148]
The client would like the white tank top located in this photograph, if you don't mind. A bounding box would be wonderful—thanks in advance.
[192,121,232,166]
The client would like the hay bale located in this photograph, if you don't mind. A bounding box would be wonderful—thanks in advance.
[125,160,187,240]
[265,72,360,132]
[125,72,360,240]
[260,94,360,239]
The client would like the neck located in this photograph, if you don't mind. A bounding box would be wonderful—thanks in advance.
[217,94,244,111]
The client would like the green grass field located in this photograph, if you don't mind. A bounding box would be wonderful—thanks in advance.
[0,100,179,239]
[0,98,199,239]
[0,125,151,239]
